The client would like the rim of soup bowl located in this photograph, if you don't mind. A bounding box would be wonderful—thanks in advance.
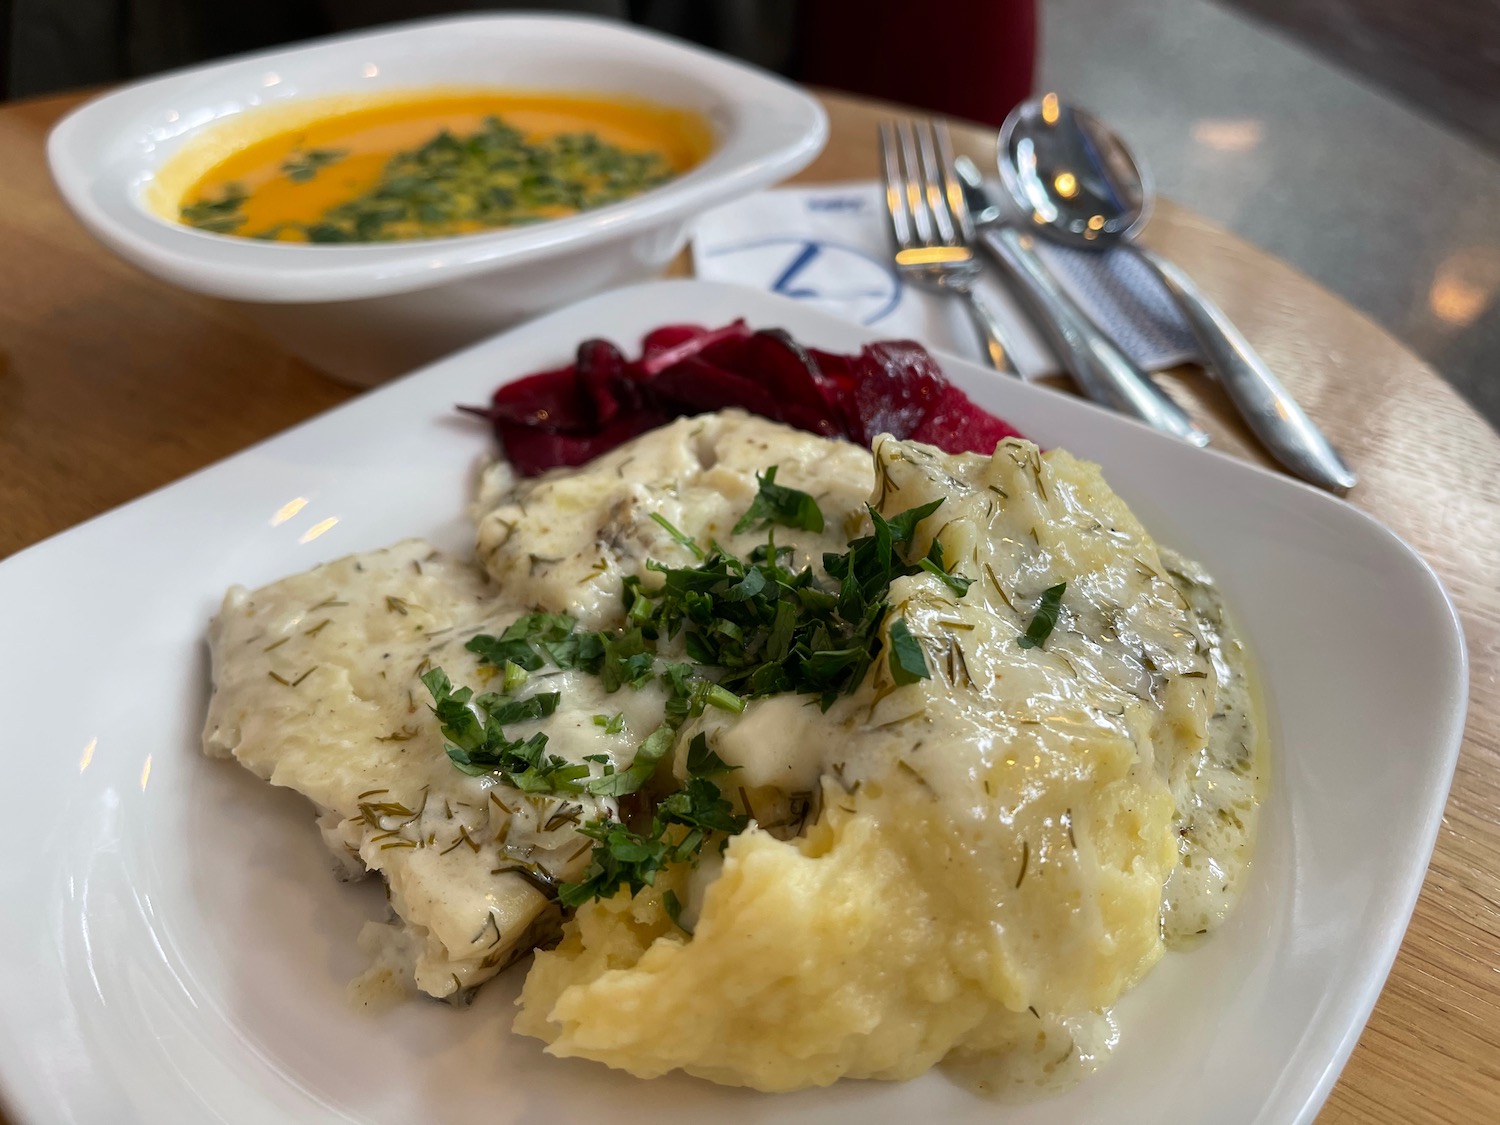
[46,14,828,303]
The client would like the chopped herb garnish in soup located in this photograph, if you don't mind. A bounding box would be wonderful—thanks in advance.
[175,91,708,242]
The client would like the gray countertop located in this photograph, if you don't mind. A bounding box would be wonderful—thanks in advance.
[1040,0,1500,429]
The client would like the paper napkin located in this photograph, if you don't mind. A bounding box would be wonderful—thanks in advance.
[691,181,1200,381]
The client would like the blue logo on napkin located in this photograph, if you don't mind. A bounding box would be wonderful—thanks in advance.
[699,237,902,325]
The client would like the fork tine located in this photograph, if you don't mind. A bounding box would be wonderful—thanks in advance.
[878,121,916,250]
[896,120,935,245]
[914,120,957,245]
[932,119,975,243]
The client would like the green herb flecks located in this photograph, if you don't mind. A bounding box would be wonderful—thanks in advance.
[599,627,656,691]
[422,663,672,800]
[917,537,973,596]
[428,478,961,912]
[1017,582,1067,650]
[686,731,736,776]
[280,147,347,183]
[662,889,684,927]
[582,724,673,797]
[558,733,749,908]
[420,668,584,791]
[887,618,930,685]
[630,497,947,710]
[732,467,824,535]
[180,184,248,233]
[648,513,705,560]
[203,116,676,243]
[500,660,530,692]
[466,612,600,673]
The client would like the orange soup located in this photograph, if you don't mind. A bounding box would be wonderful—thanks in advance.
[177,91,711,243]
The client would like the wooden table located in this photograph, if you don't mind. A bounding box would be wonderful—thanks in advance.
[2,88,1498,1125]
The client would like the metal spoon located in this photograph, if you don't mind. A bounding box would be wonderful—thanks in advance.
[999,94,1356,494]
[946,159,1209,447]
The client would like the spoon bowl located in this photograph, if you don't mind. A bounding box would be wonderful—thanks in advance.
[1000,94,1149,249]
[997,93,1357,494]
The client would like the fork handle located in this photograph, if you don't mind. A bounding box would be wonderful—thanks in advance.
[980,226,1211,447]
[960,288,1020,375]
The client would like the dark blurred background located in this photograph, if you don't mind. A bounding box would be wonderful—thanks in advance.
[0,0,1039,127]
[5,0,1497,152]
[0,1,792,100]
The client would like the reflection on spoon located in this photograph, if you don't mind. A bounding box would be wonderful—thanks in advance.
[998,95,1356,495]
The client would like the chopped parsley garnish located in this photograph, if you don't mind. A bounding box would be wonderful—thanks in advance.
[558,734,749,908]
[422,467,979,910]
[886,618,930,685]
[500,660,530,692]
[732,467,825,535]
[631,494,953,709]
[581,724,674,797]
[422,668,667,798]
[686,731,736,776]
[421,667,582,790]
[1017,582,1067,650]
[465,612,589,672]
[648,513,705,560]
[557,819,671,908]
[537,626,607,672]
[598,627,655,691]
[662,889,684,926]
[918,538,973,596]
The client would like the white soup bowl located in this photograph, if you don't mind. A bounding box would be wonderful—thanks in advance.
[48,15,827,385]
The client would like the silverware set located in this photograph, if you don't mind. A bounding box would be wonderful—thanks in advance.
[876,120,1015,375]
[878,98,1356,494]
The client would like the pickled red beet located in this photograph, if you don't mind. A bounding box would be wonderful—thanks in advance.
[479,364,588,432]
[490,409,671,472]
[648,358,784,419]
[844,340,947,446]
[732,330,847,437]
[639,320,752,375]
[465,322,1024,476]
[574,338,631,429]
[912,384,1025,451]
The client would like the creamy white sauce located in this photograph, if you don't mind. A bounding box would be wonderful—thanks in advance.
[1159,549,1267,946]
[201,540,673,997]
[204,414,872,1000]
[202,410,1264,1091]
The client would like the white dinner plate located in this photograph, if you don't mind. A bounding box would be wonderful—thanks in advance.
[0,279,1466,1125]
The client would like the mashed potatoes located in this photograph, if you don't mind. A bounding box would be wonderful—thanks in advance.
[202,410,1264,1094]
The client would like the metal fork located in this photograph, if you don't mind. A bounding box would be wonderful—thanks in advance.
[878,119,1018,375]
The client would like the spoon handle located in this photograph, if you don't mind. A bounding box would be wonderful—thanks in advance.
[1132,247,1357,495]
[979,226,1211,447]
